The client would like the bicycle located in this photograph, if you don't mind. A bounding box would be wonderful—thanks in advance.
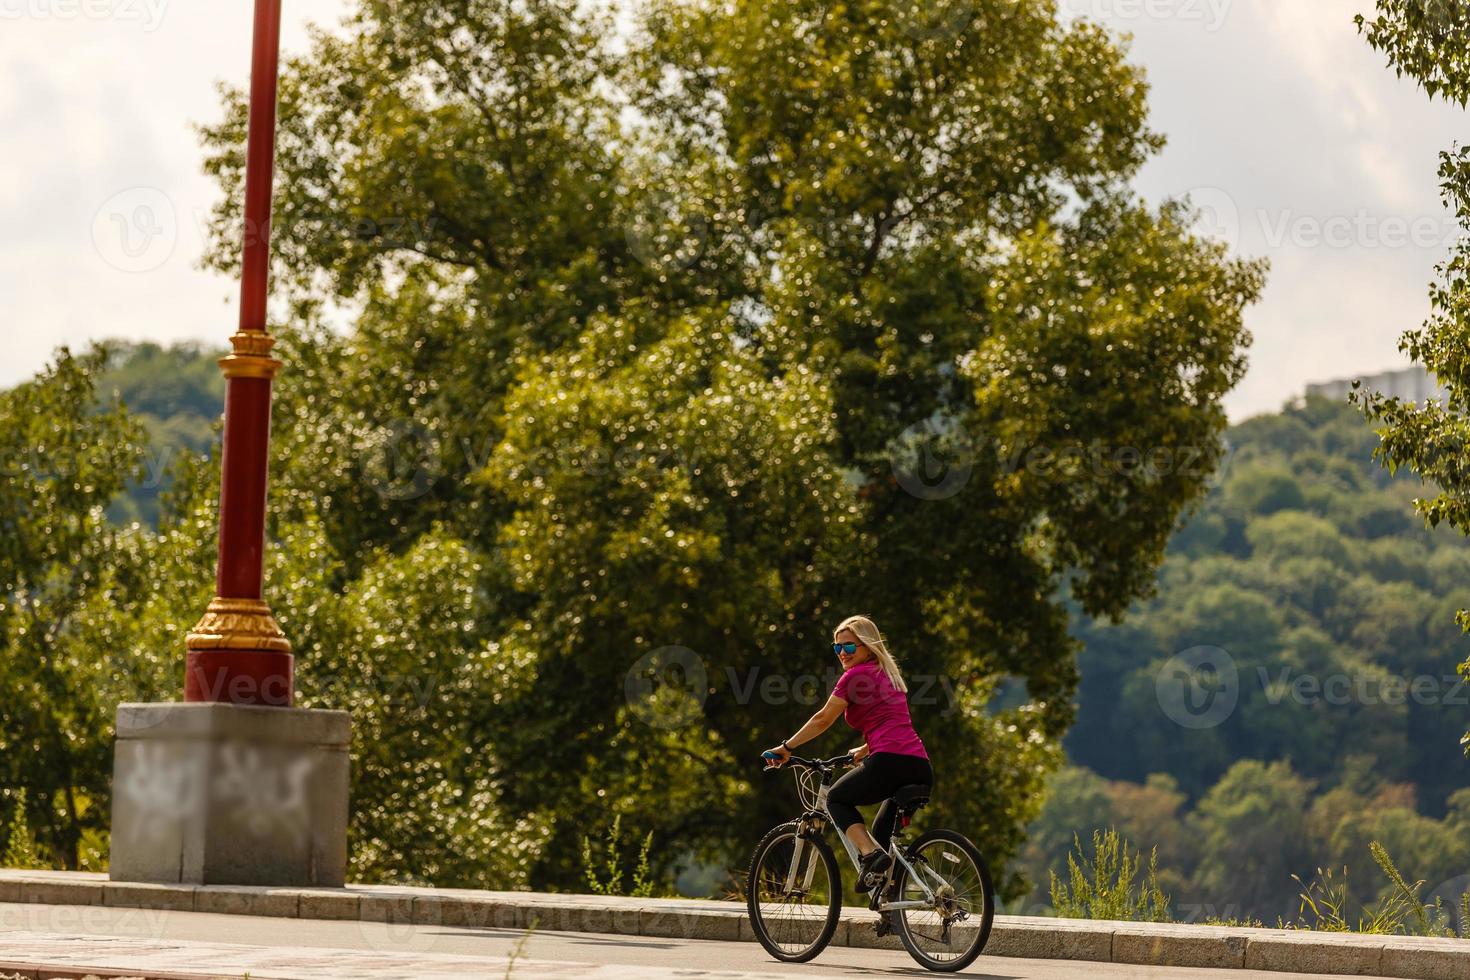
[748,750,995,972]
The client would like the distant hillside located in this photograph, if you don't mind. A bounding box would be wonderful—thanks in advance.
[97,342,224,525]
[1021,395,1470,920]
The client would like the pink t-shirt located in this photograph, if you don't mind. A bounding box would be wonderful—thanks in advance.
[832,660,928,759]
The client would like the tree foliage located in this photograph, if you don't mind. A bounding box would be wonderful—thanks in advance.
[1357,0,1470,105]
[1027,396,1470,921]
[97,342,225,526]
[5,0,1262,895]
[1069,398,1470,811]
[1354,0,1470,755]
[187,0,1266,896]
[0,350,145,868]
[1028,760,1470,925]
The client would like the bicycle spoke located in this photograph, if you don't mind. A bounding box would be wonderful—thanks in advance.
[897,836,991,966]
[752,831,835,958]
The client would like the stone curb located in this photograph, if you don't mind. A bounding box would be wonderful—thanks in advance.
[0,872,1467,978]
[0,964,214,980]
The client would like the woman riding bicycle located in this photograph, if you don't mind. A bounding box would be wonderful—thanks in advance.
[764,614,934,895]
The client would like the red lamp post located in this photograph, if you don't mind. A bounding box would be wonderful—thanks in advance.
[184,0,293,707]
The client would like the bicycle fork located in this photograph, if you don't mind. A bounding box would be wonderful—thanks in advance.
[783,830,822,895]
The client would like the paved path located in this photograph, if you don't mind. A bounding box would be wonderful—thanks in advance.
[0,904,1389,979]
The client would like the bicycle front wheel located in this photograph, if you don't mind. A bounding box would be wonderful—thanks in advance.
[746,821,841,963]
[892,828,995,972]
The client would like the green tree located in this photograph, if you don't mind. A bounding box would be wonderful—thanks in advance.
[184,0,1263,894]
[1245,512,1355,569]
[0,349,146,868]
[1048,366,1470,918]
[96,342,225,527]
[1188,760,1312,922]
[1224,465,1306,516]
[1021,768,1189,909]
[1355,0,1470,754]
[309,531,554,886]
[1023,767,1115,884]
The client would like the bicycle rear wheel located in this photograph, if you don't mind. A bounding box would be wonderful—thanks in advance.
[746,821,841,963]
[892,828,995,972]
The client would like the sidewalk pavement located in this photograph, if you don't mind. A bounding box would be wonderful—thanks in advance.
[0,928,753,980]
[0,870,1466,979]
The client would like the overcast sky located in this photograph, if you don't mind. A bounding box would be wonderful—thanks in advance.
[2,0,1463,420]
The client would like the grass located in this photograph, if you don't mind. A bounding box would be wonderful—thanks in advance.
[1049,828,1172,923]
[1051,829,1468,938]
[504,916,538,978]
[580,814,657,898]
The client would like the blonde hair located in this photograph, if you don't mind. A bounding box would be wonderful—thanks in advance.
[834,614,908,694]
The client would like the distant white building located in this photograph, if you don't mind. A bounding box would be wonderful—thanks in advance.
[1305,366,1449,404]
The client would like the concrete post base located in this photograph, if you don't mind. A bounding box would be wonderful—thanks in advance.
[109,702,351,887]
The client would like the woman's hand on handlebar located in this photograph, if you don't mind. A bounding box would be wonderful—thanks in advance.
[849,743,870,764]
[762,744,792,769]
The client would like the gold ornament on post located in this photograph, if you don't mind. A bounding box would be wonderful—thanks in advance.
[186,597,292,654]
[218,330,283,381]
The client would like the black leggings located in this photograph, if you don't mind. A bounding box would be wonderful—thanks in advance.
[826,752,934,852]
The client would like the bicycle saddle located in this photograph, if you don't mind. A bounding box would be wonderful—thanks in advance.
[891,783,932,813]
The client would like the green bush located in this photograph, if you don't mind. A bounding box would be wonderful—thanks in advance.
[3,790,45,870]
[1049,828,1171,922]
[581,815,656,898]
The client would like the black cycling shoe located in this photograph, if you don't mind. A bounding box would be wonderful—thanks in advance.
[875,912,895,938]
[855,848,892,894]
[868,862,902,912]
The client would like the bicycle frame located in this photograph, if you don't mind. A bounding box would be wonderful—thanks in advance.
[780,769,949,913]
[755,753,993,972]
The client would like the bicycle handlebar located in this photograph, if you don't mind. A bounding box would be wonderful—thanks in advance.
[761,750,857,772]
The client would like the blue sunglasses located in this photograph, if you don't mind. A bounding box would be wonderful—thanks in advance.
[832,642,859,656]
